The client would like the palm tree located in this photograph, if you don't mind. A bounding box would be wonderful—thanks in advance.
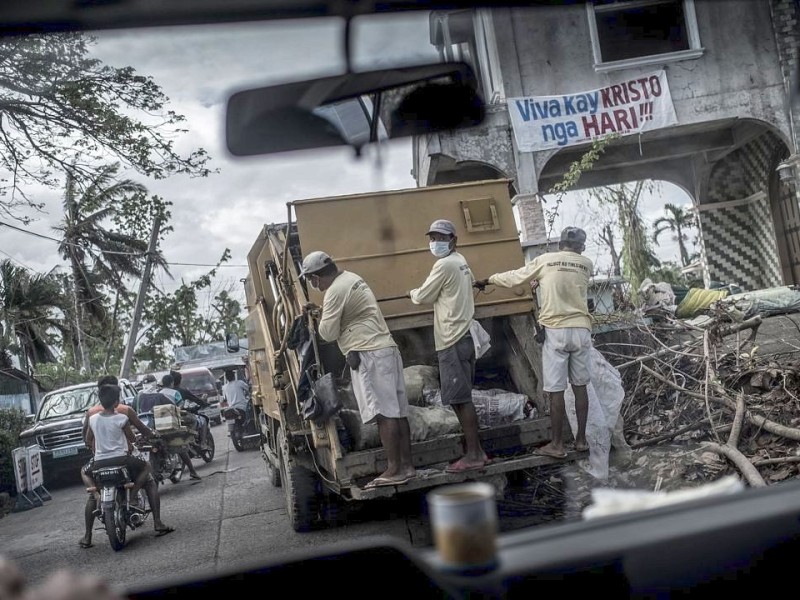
[653,203,696,268]
[0,260,68,366]
[53,163,163,371]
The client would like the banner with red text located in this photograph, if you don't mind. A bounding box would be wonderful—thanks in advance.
[507,70,678,152]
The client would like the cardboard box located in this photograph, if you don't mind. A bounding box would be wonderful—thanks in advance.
[153,404,182,432]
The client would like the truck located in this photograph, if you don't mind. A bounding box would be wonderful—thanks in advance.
[18,379,140,486]
[171,339,250,426]
[241,179,582,531]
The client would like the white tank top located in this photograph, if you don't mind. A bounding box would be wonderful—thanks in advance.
[89,412,129,461]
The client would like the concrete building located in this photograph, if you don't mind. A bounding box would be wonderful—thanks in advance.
[411,1,800,291]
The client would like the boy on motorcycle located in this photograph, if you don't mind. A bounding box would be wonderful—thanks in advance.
[79,375,155,549]
[84,383,174,544]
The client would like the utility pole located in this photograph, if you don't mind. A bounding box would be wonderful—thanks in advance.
[120,217,161,380]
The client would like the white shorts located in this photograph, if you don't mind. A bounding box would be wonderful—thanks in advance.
[542,327,592,392]
[351,347,410,424]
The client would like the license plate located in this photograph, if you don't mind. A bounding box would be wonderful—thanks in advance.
[52,447,78,458]
[139,450,150,461]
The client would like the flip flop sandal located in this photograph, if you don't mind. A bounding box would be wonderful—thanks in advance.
[79,539,93,549]
[154,526,175,537]
[534,447,568,459]
[445,458,490,474]
[364,475,412,489]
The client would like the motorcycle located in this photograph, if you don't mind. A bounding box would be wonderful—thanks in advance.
[182,400,216,463]
[223,400,261,451]
[137,403,215,485]
[91,462,150,551]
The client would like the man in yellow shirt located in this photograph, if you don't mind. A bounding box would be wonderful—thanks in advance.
[408,219,488,473]
[301,250,415,489]
[476,226,592,459]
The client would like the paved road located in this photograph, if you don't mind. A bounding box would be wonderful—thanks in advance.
[0,424,440,595]
[1,422,591,596]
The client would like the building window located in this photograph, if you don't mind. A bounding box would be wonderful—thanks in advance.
[431,9,504,104]
[587,0,703,72]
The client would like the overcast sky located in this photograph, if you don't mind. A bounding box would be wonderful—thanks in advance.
[0,12,693,314]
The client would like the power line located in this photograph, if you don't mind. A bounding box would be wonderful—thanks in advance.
[0,247,34,270]
[165,262,248,268]
[0,221,247,267]
[0,220,142,255]
[0,219,62,243]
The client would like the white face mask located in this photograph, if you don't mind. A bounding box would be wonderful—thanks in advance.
[430,241,451,258]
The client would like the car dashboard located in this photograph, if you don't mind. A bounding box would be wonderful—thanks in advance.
[126,477,800,598]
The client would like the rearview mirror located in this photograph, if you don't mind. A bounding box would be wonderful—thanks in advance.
[225,61,485,157]
[226,332,240,353]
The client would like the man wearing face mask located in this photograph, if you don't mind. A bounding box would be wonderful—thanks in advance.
[301,251,416,488]
[408,219,488,473]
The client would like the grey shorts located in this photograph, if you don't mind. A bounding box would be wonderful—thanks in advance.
[437,333,475,405]
[351,347,410,424]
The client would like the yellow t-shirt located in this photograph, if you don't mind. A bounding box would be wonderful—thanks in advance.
[317,271,396,355]
[409,252,475,351]
[489,251,593,330]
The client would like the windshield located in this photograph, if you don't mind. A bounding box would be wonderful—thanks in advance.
[36,387,98,420]
[0,1,798,597]
[180,372,217,394]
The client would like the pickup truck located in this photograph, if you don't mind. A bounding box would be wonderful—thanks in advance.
[17,379,139,485]
[241,179,585,531]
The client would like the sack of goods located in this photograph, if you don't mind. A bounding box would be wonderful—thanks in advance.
[153,404,184,432]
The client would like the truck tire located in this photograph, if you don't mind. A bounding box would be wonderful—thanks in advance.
[261,435,281,487]
[267,459,281,487]
[277,428,318,532]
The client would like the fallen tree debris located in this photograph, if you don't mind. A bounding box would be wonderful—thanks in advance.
[604,305,800,489]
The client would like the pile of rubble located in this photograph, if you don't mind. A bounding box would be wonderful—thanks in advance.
[497,292,800,526]
[607,291,800,489]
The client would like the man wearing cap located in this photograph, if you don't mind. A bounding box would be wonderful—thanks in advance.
[407,219,489,473]
[300,250,416,488]
[475,226,593,459]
